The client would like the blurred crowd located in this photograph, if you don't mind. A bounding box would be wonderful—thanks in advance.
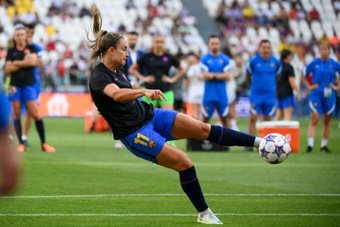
[0,0,206,92]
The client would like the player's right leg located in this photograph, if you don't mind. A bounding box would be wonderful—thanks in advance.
[121,121,222,224]
[307,95,321,152]
[156,144,222,225]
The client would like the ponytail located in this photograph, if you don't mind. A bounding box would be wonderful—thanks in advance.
[86,5,123,61]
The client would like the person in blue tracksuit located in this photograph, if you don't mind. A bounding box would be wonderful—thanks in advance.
[200,35,232,129]
[246,39,281,151]
[302,42,340,153]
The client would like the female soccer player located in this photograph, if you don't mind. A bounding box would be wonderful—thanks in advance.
[4,24,55,153]
[302,42,340,153]
[88,6,262,225]
[274,49,301,121]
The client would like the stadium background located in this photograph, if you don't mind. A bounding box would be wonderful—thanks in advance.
[0,0,340,226]
[1,0,340,118]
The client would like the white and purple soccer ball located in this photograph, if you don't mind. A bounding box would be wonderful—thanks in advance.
[258,133,291,164]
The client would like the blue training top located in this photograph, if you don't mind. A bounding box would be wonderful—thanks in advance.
[246,54,281,100]
[200,53,231,101]
[304,58,340,95]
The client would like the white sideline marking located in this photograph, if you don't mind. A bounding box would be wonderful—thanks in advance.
[1,193,340,199]
[0,213,339,217]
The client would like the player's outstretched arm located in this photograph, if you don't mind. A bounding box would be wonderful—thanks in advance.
[103,83,165,102]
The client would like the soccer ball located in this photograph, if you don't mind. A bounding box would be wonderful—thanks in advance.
[258,133,291,164]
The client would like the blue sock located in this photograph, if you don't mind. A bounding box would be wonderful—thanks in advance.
[179,166,208,212]
[208,125,255,147]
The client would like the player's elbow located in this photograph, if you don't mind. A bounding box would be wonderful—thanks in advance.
[111,91,127,103]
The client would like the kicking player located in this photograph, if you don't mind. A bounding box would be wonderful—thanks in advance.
[246,39,281,151]
[4,24,56,153]
[88,6,262,225]
[302,42,340,153]
[0,88,20,194]
[200,35,231,128]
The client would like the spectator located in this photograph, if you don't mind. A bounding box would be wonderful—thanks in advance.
[186,52,204,120]
[245,39,281,151]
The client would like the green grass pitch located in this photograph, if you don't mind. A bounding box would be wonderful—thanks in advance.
[0,118,339,226]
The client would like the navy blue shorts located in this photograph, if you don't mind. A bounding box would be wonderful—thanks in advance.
[0,92,11,129]
[9,86,37,103]
[121,108,177,163]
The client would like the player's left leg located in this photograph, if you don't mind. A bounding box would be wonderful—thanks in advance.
[320,95,336,153]
[23,84,40,146]
[24,86,56,153]
[171,112,261,148]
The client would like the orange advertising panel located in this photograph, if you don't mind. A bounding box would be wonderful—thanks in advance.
[38,92,92,117]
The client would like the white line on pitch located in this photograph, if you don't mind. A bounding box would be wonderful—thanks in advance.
[0,213,339,217]
[1,193,340,199]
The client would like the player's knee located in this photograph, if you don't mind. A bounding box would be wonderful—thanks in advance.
[177,158,193,172]
[310,114,319,125]
[13,110,21,119]
[174,153,193,172]
[323,116,331,125]
[199,122,210,138]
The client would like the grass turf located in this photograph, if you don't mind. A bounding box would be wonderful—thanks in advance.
[0,118,339,226]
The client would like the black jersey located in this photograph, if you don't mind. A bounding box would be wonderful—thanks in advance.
[6,45,37,87]
[90,63,154,139]
[277,62,295,99]
[137,52,180,92]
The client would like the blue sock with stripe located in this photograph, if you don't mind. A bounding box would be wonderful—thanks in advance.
[208,125,256,147]
[179,166,208,212]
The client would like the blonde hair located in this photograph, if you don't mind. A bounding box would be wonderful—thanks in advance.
[87,5,123,61]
